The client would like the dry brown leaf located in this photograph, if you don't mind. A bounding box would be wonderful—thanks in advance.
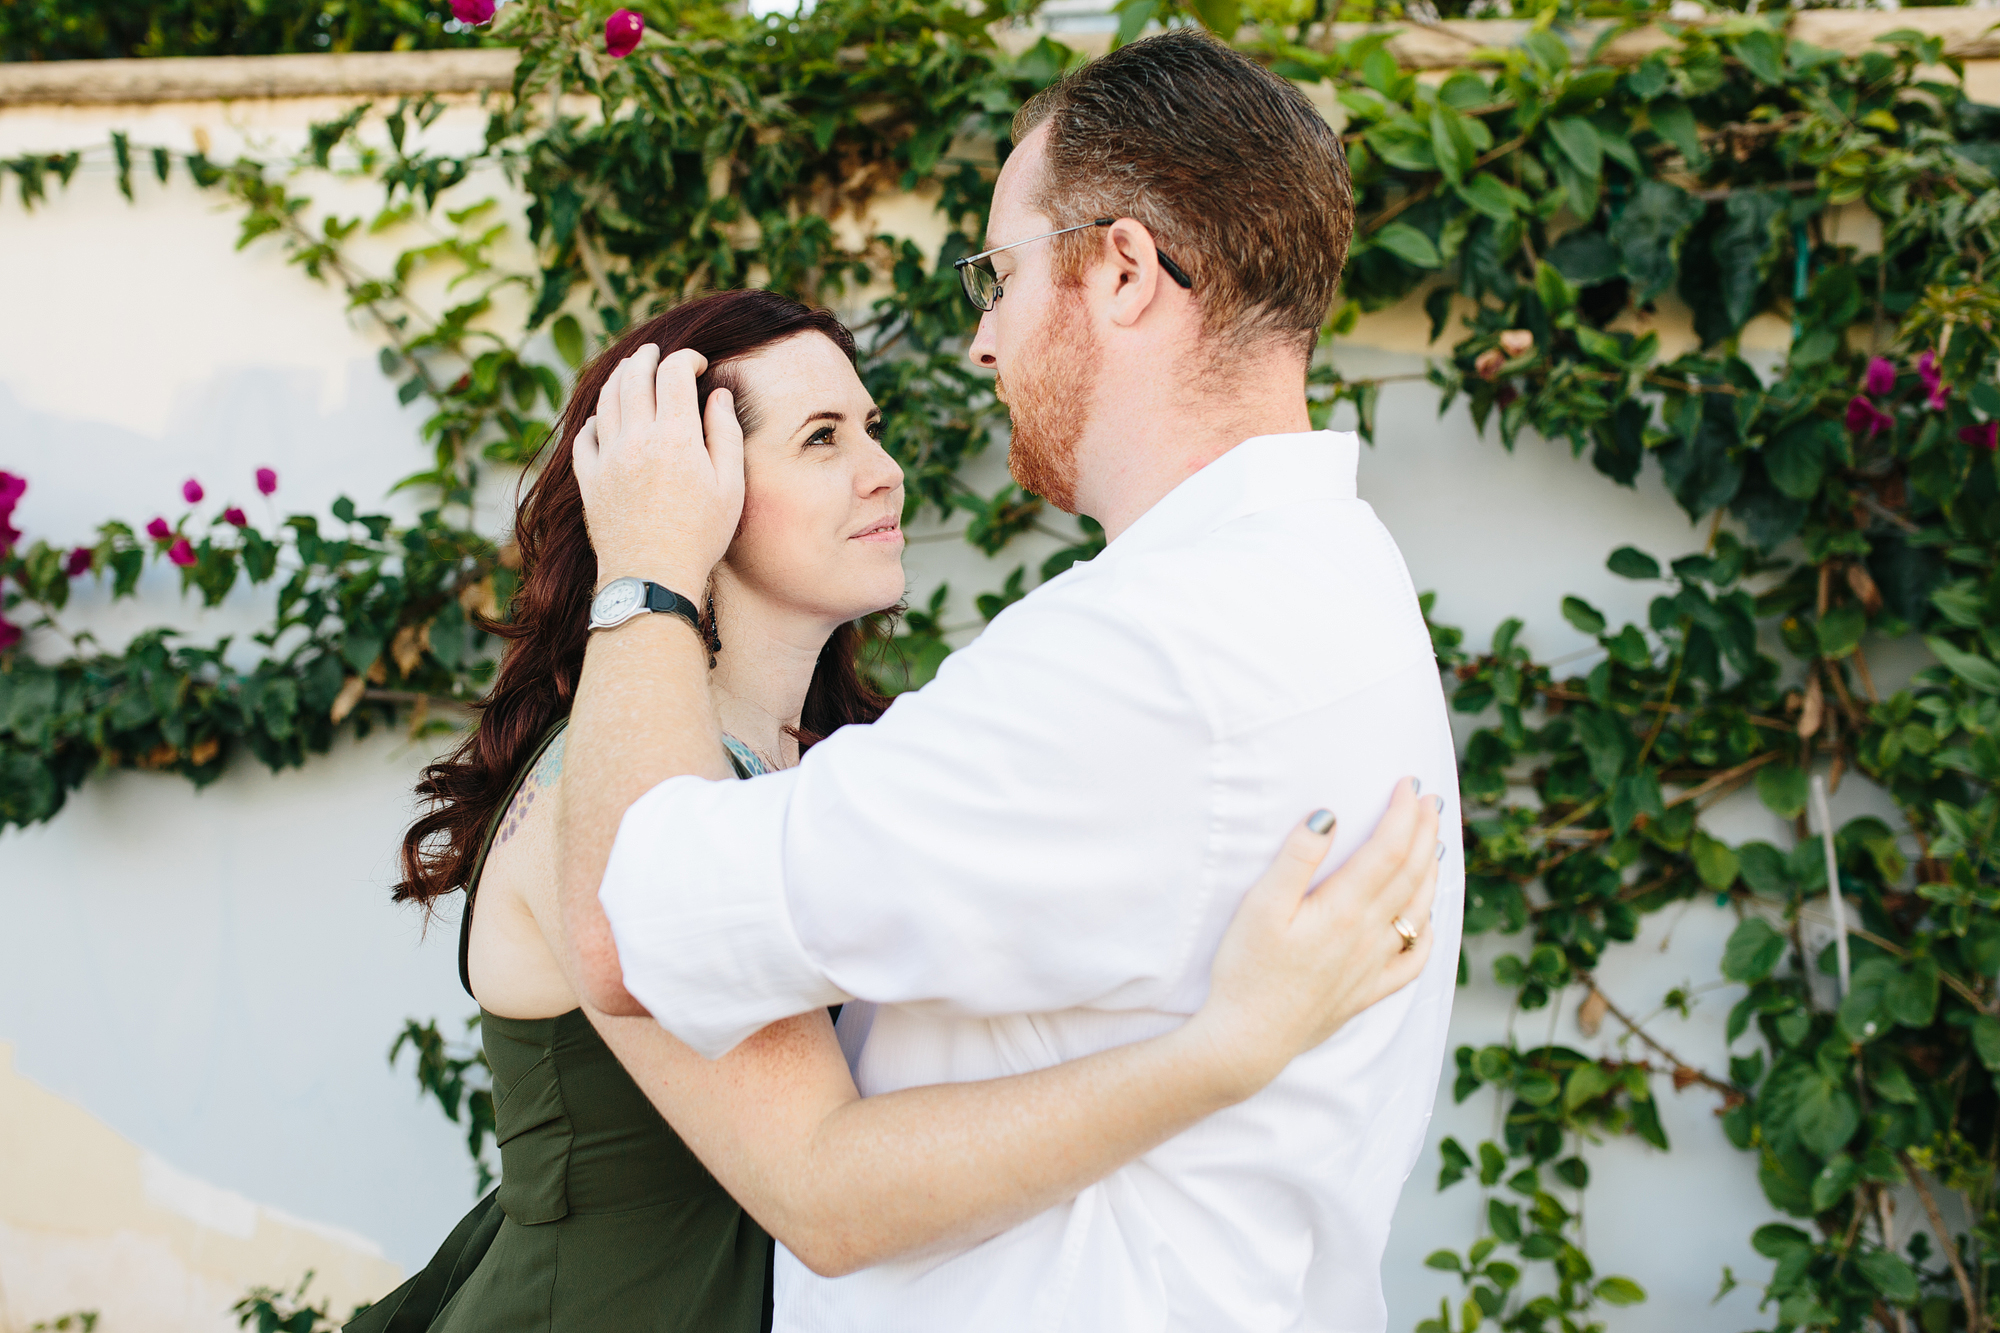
[1474,348,1506,380]
[1577,989,1609,1038]
[391,622,432,676]
[460,576,501,621]
[331,674,367,724]
[1498,328,1535,357]
[1797,671,1824,739]
[1846,563,1882,615]
[137,742,178,769]
[366,656,388,686]
[497,542,524,571]
[190,737,221,766]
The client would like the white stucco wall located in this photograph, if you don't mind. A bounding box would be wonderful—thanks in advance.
[0,69,1948,1332]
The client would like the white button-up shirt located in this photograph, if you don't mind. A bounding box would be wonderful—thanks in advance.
[600,430,1465,1333]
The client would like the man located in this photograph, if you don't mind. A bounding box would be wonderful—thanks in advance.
[559,28,1464,1333]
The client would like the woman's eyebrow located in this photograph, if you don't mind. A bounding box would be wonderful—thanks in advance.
[795,409,845,433]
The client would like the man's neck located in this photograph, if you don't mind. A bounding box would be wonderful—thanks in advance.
[1076,346,1312,543]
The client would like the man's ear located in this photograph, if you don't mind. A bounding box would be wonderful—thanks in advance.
[1100,218,1172,330]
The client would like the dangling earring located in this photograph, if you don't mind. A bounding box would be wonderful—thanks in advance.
[702,593,721,670]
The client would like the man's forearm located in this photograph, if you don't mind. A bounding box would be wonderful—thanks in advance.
[557,611,731,1014]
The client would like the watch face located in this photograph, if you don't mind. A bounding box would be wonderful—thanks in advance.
[592,577,645,625]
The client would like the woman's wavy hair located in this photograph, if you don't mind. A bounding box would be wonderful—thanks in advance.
[396,289,891,909]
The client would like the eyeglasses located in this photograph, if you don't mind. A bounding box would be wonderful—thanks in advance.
[952,218,1194,312]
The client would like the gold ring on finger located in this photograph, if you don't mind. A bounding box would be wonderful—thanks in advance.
[1391,915,1420,953]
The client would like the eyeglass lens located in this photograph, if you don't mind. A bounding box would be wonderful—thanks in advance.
[958,259,998,312]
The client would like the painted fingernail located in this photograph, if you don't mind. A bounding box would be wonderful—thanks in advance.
[1412,777,1422,795]
[1432,795,1445,814]
[1307,809,1336,835]
[1436,840,1447,861]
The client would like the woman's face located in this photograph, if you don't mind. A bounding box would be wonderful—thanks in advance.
[717,331,906,627]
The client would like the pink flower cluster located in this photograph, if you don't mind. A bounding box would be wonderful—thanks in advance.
[1845,349,1986,444]
[146,467,279,568]
[449,0,496,24]
[0,471,24,650]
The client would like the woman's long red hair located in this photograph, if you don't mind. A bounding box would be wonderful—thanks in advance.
[396,290,890,908]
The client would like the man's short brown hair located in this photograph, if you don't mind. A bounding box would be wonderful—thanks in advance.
[1012,28,1354,355]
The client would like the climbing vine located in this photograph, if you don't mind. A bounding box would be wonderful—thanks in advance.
[5,3,2000,1330]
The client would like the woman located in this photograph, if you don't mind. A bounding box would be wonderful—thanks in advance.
[355,289,1440,1331]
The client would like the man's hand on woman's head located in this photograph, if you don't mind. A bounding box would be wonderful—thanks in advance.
[572,345,747,593]
[1186,778,1445,1102]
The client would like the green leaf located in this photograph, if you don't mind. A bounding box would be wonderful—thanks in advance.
[1721,917,1786,982]
[1855,1250,1919,1304]
[1607,546,1660,580]
[1882,959,1939,1028]
[1188,0,1240,36]
[1692,831,1739,890]
[1763,418,1835,500]
[1727,27,1788,86]
[1425,1249,1463,1272]
[1610,769,1665,834]
[1609,179,1705,305]
[1713,189,1787,335]
[1809,1152,1859,1212]
[1756,763,1809,818]
[1575,709,1629,787]
[1972,1015,2000,1071]
[1112,0,1156,46]
[551,314,585,369]
[1455,174,1519,222]
[1488,1198,1523,1243]
[1562,596,1607,635]
[1816,605,1867,658]
[1647,97,1704,167]
[1737,841,1790,896]
[1430,105,1477,184]
[1926,636,2000,694]
[1547,117,1603,177]
[1594,1277,1646,1307]
[1794,1076,1860,1157]
[1372,223,1443,270]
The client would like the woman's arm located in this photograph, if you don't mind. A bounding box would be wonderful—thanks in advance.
[553,780,1440,1277]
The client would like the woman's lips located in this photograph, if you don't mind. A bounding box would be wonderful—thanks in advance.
[850,519,903,544]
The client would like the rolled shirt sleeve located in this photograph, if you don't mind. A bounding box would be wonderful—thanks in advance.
[598,577,1213,1060]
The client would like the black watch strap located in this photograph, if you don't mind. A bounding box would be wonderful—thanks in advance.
[642,581,703,632]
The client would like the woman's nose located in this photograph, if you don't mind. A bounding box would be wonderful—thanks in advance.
[858,439,904,496]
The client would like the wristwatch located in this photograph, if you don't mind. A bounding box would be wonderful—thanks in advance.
[589,577,703,636]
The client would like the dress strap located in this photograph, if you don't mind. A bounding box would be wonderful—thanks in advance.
[458,716,571,1000]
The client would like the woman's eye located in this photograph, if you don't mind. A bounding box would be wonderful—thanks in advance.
[866,419,884,441]
[806,427,836,448]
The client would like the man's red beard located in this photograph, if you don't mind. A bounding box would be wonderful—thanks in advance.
[997,285,1098,516]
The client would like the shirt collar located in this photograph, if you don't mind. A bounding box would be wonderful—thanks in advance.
[1100,430,1361,562]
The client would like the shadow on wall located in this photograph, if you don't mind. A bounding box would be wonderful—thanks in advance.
[0,1041,399,1333]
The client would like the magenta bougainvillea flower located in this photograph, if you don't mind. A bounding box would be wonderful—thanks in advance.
[450,0,496,24]
[182,478,204,504]
[256,467,278,496]
[1863,357,1895,397]
[1962,422,2000,452]
[0,471,22,554]
[223,506,248,527]
[146,517,172,541]
[168,538,196,567]
[1845,395,1893,439]
[65,546,93,577]
[0,614,19,652]
[1917,351,1948,410]
[605,9,644,57]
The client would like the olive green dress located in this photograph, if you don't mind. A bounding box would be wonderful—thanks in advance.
[347,722,775,1333]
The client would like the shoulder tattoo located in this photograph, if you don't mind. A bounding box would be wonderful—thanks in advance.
[498,731,566,845]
